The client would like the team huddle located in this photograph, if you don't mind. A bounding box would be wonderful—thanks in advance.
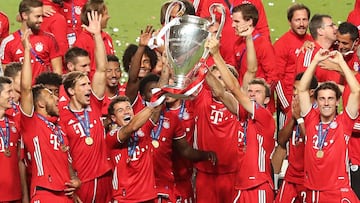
[0,0,360,203]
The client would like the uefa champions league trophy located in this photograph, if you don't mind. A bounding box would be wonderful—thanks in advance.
[160,1,225,98]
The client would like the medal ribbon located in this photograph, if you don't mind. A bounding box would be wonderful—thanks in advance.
[11,101,18,114]
[243,120,248,146]
[151,111,164,141]
[317,121,332,150]
[178,101,185,121]
[36,114,64,145]
[0,117,10,149]
[68,106,91,138]
[18,30,46,66]
[128,132,138,158]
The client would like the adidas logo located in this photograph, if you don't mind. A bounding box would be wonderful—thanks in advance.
[15,49,22,55]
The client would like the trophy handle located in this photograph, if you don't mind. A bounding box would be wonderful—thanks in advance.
[165,0,186,25]
[201,3,226,60]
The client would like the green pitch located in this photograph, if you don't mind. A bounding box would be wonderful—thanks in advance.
[0,0,355,57]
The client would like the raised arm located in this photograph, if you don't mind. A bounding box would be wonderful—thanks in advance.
[205,71,239,115]
[331,51,360,117]
[117,106,160,142]
[241,27,257,90]
[207,36,254,114]
[20,29,33,115]
[298,49,330,115]
[125,26,154,103]
[83,11,107,98]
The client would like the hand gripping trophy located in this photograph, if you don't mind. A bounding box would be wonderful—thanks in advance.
[150,0,225,104]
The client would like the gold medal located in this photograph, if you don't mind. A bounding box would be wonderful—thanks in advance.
[316,150,324,158]
[61,145,69,152]
[4,148,11,157]
[85,137,93,146]
[152,140,159,148]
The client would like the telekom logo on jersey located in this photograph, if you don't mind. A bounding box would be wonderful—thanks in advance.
[49,134,61,150]
[210,109,224,125]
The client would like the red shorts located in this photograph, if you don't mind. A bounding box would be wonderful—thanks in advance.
[233,182,274,203]
[305,187,359,203]
[275,180,306,203]
[196,171,236,203]
[77,171,112,203]
[31,189,73,203]
[174,179,194,203]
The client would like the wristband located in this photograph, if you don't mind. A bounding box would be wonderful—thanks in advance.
[296,117,304,124]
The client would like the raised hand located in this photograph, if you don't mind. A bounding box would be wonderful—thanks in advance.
[81,10,102,36]
[139,25,155,47]
[206,35,220,56]
[21,29,32,50]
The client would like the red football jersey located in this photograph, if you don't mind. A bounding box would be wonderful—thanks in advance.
[21,110,71,195]
[101,83,127,116]
[61,0,87,46]
[107,120,157,202]
[303,108,355,190]
[296,43,343,84]
[197,0,270,65]
[274,31,313,113]
[347,0,360,36]
[73,30,115,80]
[283,111,305,185]
[0,11,9,42]
[172,100,195,182]
[0,29,61,84]
[342,74,360,166]
[41,12,68,56]
[0,116,22,201]
[235,102,275,190]
[131,93,146,114]
[58,93,112,183]
[152,107,186,189]
[193,85,240,174]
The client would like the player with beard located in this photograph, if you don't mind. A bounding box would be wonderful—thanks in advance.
[272,3,313,189]
[101,54,126,117]
[298,49,360,202]
[0,0,63,82]
[58,10,113,203]
[20,28,80,203]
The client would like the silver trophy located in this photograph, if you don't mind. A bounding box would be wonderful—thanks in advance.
[162,1,225,98]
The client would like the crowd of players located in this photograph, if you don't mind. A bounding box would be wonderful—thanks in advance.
[0,0,360,202]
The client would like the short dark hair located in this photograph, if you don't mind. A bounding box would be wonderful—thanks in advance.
[314,81,341,100]
[107,54,120,63]
[287,3,310,22]
[35,72,62,87]
[0,76,12,94]
[295,72,318,90]
[108,96,131,116]
[139,73,159,96]
[309,14,332,39]
[62,71,87,97]
[338,22,359,42]
[4,63,22,79]
[19,0,43,17]
[32,84,47,108]
[232,3,259,26]
[65,47,89,65]
[80,0,107,26]
[248,78,271,97]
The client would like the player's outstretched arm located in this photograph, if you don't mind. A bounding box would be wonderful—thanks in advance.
[20,29,33,115]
